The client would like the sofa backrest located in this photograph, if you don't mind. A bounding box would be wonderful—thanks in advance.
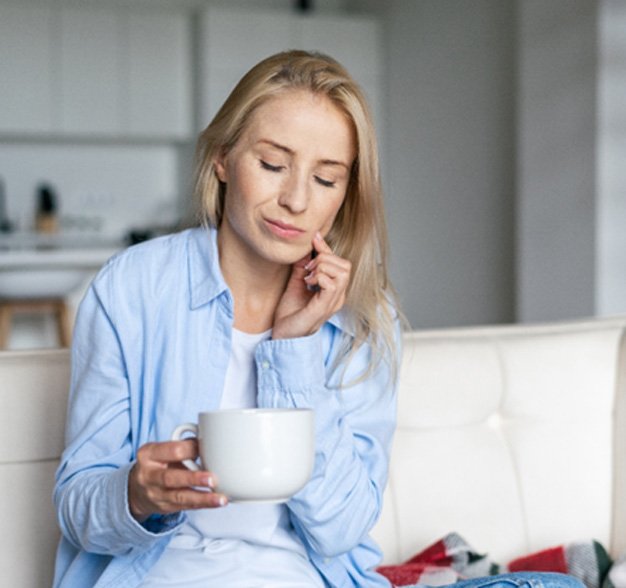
[371,317,626,566]
[3,317,626,586]
[0,348,70,587]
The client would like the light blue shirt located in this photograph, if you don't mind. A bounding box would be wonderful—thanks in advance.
[53,226,399,588]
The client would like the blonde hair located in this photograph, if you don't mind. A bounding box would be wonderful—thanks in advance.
[194,50,401,384]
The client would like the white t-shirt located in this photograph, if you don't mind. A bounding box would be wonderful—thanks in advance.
[139,328,325,587]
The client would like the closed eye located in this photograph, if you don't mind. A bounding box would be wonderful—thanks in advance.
[259,160,284,173]
[315,176,336,188]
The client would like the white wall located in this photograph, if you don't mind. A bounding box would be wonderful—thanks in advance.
[516,0,626,322]
[384,0,516,328]
[597,0,626,316]
[516,0,598,323]
[360,0,626,328]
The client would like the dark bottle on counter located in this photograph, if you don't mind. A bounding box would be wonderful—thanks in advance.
[0,176,14,232]
[36,184,59,234]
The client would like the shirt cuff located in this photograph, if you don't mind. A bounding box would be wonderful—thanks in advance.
[115,462,184,543]
[256,330,326,394]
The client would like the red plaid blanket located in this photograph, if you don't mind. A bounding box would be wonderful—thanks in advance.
[376,533,621,588]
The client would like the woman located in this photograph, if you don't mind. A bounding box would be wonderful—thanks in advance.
[53,51,583,588]
[54,50,400,587]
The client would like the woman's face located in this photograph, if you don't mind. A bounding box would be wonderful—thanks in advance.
[215,90,356,266]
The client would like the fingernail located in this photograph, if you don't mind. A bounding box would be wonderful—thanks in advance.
[304,272,313,281]
[218,495,228,506]
[204,474,215,488]
[315,231,323,241]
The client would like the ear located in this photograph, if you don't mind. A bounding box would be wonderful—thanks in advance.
[214,152,228,183]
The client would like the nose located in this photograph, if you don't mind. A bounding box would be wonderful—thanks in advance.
[277,169,309,214]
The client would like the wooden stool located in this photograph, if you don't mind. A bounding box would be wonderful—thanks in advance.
[0,299,71,349]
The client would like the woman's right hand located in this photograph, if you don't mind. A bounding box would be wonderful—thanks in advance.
[128,439,228,522]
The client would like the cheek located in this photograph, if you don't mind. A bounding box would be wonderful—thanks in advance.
[222,181,255,235]
[316,194,347,234]
[228,160,277,208]
[223,166,256,216]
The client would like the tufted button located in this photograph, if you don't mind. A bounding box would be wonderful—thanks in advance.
[260,360,270,370]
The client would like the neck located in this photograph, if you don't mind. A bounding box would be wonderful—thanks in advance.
[217,228,290,333]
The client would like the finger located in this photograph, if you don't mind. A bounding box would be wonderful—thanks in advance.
[313,274,347,312]
[304,271,344,294]
[307,257,351,279]
[150,466,217,491]
[304,253,349,274]
[313,231,333,255]
[304,259,350,293]
[149,487,228,514]
[130,459,224,517]
[286,262,317,296]
[139,439,199,465]
[162,488,229,511]
[303,274,345,312]
[305,235,350,273]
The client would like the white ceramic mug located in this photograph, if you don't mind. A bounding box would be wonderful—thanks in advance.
[171,408,315,503]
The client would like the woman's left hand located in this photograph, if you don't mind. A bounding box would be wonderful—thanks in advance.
[272,232,351,340]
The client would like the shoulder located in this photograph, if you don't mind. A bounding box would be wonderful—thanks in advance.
[325,295,403,385]
[109,228,193,272]
[328,293,402,344]
[91,227,203,304]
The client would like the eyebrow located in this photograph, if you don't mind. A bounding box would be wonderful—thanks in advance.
[258,139,350,170]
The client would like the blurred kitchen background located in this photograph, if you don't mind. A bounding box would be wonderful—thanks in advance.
[0,0,624,349]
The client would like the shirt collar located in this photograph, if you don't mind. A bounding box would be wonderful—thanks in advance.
[187,225,229,309]
[328,307,355,337]
[186,225,355,337]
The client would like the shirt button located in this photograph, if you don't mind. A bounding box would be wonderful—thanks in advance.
[261,360,270,370]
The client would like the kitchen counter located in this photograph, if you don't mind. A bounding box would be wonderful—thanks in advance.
[0,232,122,264]
[0,246,120,269]
[0,232,124,299]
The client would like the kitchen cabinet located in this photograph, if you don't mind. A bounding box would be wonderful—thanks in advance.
[298,14,382,130]
[198,7,382,131]
[0,2,192,141]
[59,6,121,136]
[127,11,192,138]
[200,9,294,126]
[0,3,55,134]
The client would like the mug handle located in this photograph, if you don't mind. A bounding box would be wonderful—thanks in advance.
[171,423,200,471]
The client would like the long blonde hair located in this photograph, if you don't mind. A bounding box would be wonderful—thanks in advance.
[194,50,401,384]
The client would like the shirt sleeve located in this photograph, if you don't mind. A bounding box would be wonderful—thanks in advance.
[255,318,401,558]
[53,272,183,556]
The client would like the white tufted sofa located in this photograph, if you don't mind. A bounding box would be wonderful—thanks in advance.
[1,316,625,586]
[371,316,626,566]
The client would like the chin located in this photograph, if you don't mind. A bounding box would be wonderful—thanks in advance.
[269,251,307,266]
[260,242,308,266]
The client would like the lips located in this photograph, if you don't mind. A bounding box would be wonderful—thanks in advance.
[264,218,305,239]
